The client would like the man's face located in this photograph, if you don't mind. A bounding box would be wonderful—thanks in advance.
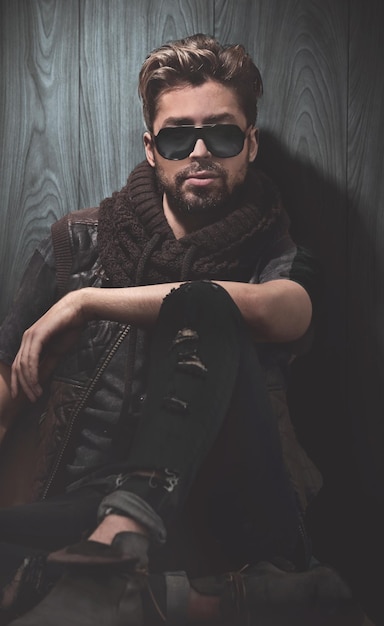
[144,80,258,221]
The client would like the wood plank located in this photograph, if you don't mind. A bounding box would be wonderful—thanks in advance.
[79,0,214,207]
[0,0,79,321]
[215,0,348,247]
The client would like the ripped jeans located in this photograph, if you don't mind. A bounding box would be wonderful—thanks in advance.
[0,282,302,612]
[95,281,302,567]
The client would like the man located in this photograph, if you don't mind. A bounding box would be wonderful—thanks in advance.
[0,34,358,625]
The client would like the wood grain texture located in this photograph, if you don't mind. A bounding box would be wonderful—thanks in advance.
[0,0,79,320]
[215,0,348,237]
[79,0,214,207]
[215,0,349,469]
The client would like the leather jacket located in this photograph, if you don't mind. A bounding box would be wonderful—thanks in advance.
[0,208,322,511]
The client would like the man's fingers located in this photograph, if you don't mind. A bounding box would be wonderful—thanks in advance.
[11,332,43,402]
[10,293,85,403]
[10,362,19,399]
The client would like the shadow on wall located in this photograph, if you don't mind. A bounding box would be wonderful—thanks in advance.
[257,130,383,626]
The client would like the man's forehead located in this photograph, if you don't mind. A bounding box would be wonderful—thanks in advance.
[160,112,239,127]
[153,81,246,130]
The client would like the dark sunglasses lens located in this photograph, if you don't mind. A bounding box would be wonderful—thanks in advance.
[155,127,196,160]
[155,125,246,160]
[205,125,245,157]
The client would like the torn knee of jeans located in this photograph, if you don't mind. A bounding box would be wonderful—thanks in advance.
[176,354,208,377]
[162,395,189,413]
[126,469,180,493]
[172,328,199,347]
[149,469,180,492]
[171,328,208,377]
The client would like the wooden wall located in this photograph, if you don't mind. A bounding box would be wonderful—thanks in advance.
[1,1,383,622]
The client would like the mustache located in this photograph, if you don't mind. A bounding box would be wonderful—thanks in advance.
[177,160,225,179]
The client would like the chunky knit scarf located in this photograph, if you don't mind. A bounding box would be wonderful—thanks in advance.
[98,160,289,287]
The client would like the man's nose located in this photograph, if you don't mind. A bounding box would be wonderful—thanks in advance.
[189,138,211,158]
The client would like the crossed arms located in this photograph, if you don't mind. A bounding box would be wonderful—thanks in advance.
[2,278,311,406]
[0,278,311,542]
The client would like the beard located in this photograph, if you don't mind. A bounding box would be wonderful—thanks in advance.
[155,158,245,216]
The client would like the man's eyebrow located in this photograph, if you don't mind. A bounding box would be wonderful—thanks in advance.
[161,113,237,127]
[203,113,238,124]
[161,117,194,126]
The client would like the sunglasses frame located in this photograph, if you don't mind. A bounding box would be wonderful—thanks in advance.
[153,124,247,160]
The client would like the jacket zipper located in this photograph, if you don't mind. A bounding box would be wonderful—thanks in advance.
[42,324,131,499]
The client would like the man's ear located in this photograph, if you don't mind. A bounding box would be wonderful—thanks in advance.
[248,127,259,163]
[144,131,156,167]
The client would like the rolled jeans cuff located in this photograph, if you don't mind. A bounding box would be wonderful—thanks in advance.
[97,490,167,545]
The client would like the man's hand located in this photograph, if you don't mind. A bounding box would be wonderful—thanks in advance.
[11,292,87,402]
[9,283,170,403]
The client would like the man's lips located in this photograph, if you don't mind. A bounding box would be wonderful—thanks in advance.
[184,171,220,186]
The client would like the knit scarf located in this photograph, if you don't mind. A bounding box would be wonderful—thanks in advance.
[98,160,289,287]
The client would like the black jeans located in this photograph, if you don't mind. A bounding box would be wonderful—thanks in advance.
[0,282,301,604]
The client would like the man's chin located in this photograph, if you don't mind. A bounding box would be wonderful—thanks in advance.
[171,189,229,215]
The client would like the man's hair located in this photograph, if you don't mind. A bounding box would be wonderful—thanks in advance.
[138,33,263,132]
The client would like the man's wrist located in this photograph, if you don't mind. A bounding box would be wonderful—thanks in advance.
[77,287,94,322]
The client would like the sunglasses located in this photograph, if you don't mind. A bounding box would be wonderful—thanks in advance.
[153,124,247,160]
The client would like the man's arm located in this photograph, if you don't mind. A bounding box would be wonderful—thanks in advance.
[11,279,312,403]
[57,279,312,341]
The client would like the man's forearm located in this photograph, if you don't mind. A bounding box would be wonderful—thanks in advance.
[80,282,175,328]
[79,278,312,342]
[218,279,312,342]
